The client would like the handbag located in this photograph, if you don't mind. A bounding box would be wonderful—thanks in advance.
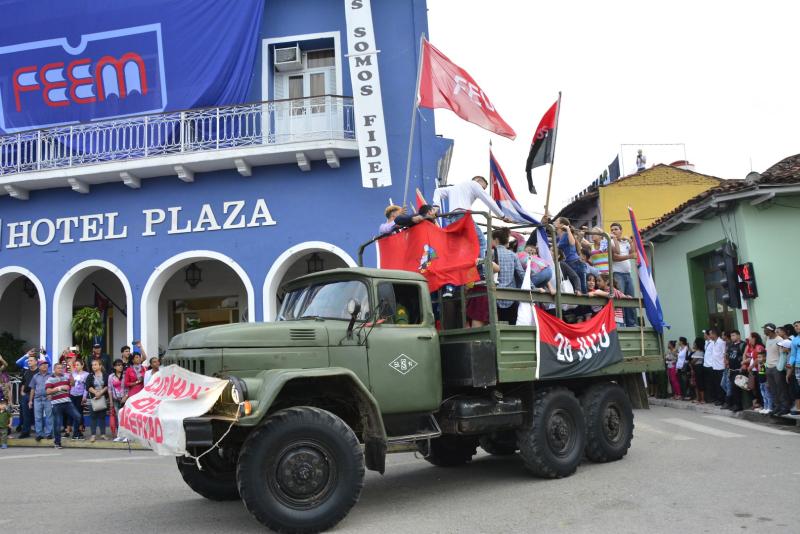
[90,396,108,412]
[734,373,750,391]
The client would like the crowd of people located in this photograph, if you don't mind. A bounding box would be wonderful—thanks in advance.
[379,176,639,327]
[0,342,160,449]
[663,323,800,416]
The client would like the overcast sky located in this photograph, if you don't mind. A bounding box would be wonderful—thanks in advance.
[426,0,800,217]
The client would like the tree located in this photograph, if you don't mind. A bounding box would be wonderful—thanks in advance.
[72,307,104,357]
[0,331,26,372]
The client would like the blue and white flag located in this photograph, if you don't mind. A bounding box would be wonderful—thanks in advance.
[628,207,669,333]
[489,151,554,271]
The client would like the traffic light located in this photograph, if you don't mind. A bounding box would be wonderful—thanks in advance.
[717,242,741,309]
[737,262,758,299]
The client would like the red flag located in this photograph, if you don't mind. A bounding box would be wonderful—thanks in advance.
[378,213,480,292]
[525,98,559,194]
[418,39,516,139]
[415,188,427,211]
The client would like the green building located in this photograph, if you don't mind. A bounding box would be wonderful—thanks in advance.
[642,154,800,339]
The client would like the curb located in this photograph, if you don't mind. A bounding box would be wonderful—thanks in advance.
[647,397,800,431]
[5,436,148,450]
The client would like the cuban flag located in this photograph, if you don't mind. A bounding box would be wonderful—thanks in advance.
[628,207,669,333]
[489,151,554,271]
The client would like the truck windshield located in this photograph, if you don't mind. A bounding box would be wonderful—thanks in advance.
[278,280,371,321]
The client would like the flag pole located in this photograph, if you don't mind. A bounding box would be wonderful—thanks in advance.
[488,138,493,201]
[543,91,562,217]
[402,33,427,209]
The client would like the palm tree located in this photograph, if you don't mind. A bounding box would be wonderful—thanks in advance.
[72,307,104,356]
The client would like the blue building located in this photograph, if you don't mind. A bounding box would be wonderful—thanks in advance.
[0,0,451,359]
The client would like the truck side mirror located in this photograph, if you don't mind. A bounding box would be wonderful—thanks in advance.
[346,298,361,339]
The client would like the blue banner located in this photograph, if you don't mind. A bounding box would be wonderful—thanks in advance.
[0,0,264,134]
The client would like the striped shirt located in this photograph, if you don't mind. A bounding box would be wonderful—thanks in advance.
[590,248,609,273]
[46,375,71,404]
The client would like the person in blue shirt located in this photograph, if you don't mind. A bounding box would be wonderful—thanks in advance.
[555,217,587,293]
[787,321,800,415]
[15,348,52,371]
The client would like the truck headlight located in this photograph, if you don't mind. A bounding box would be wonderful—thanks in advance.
[227,376,247,405]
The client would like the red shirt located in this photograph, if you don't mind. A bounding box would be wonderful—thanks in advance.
[124,365,145,397]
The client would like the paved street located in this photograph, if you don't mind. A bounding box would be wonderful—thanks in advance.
[2,406,797,534]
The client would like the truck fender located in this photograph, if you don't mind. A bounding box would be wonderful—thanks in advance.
[238,367,387,473]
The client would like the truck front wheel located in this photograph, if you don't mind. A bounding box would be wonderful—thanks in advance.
[517,387,586,478]
[176,448,239,501]
[581,383,634,463]
[236,407,365,534]
[418,435,478,467]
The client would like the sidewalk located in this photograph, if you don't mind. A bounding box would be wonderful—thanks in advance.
[5,435,148,450]
[648,396,800,430]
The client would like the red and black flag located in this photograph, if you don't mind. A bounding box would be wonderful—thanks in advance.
[525,97,560,194]
[533,302,623,380]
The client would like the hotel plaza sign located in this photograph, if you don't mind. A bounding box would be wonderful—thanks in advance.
[0,198,276,250]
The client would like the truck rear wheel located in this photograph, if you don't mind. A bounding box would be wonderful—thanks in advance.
[418,435,478,467]
[236,407,365,534]
[581,383,634,463]
[517,387,586,478]
[176,449,239,501]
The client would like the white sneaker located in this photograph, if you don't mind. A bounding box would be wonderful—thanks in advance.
[112,437,121,442]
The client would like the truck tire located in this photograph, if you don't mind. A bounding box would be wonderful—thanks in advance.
[479,432,517,456]
[517,387,586,478]
[581,383,634,463]
[176,449,239,501]
[418,435,478,467]
[236,407,364,534]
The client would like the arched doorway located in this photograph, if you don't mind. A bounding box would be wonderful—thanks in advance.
[140,251,255,358]
[0,267,46,353]
[263,241,356,321]
[53,260,133,360]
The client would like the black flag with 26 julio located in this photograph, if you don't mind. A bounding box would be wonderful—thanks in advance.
[525,99,559,194]
[534,302,623,380]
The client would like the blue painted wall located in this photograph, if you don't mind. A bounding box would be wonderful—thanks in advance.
[0,0,447,352]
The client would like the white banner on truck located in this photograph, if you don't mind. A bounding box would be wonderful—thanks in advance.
[118,365,228,456]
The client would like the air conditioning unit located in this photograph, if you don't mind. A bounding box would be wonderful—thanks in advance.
[274,45,302,72]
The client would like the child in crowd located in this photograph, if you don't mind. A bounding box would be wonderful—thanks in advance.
[590,273,629,325]
[665,340,682,400]
[0,399,10,449]
[756,350,772,414]
[690,337,706,404]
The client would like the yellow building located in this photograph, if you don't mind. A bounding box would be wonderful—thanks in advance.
[557,164,725,236]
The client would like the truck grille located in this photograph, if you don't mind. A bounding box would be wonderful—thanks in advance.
[174,359,205,375]
[289,328,316,341]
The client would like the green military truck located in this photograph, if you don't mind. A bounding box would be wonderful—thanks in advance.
[163,218,663,533]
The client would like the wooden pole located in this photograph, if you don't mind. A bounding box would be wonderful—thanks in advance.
[401,33,426,208]
[543,91,562,217]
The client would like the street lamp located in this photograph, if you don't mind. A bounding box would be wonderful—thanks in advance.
[306,253,325,274]
[185,263,203,289]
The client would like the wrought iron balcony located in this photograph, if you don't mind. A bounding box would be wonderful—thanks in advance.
[0,95,356,188]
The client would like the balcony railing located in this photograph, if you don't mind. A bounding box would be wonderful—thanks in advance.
[0,95,355,176]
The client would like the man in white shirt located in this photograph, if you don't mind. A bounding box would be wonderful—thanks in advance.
[707,329,727,404]
[144,357,160,387]
[433,176,510,298]
[433,176,508,256]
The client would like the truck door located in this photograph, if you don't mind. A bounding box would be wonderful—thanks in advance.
[365,281,442,414]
